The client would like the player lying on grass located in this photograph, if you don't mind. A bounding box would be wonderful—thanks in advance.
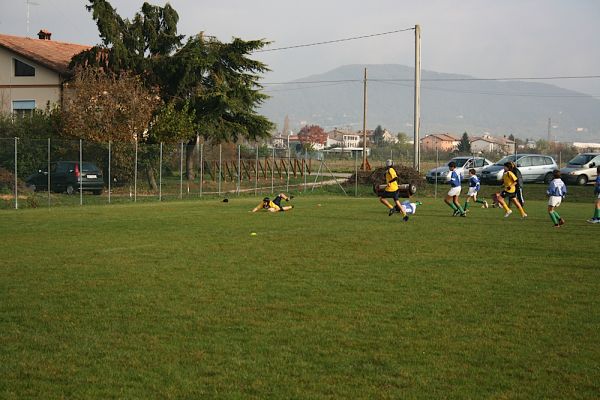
[251,193,294,212]
[401,200,423,215]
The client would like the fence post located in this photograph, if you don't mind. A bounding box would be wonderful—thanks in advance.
[79,139,83,206]
[159,142,163,201]
[304,149,307,192]
[200,143,203,197]
[108,140,111,204]
[14,137,18,210]
[218,144,222,197]
[47,138,51,207]
[179,141,184,199]
[434,144,439,199]
[134,139,138,202]
[271,147,275,194]
[355,150,358,197]
[237,144,241,196]
[255,144,258,196]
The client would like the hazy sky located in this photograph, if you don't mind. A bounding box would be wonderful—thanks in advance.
[1,0,599,96]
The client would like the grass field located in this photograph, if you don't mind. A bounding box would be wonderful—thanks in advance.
[1,193,599,399]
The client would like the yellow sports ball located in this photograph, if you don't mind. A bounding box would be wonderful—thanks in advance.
[251,232,257,236]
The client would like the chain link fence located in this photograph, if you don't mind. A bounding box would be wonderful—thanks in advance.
[1,138,371,209]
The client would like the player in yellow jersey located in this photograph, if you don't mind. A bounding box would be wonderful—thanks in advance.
[251,193,294,212]
[378,159,409,221]
[494,162,527,218]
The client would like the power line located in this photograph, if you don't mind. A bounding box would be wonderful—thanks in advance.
[255,27,415,53]
[263,75,600,85]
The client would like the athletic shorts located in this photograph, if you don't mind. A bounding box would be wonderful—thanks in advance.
[548,196,562,207]
[500,190,516,199]
[447,186,461,197]
[380,190,400,201]
[273,196,285,211]
[467,187,478,197]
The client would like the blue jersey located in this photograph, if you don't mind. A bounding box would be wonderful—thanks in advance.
[595,175,600,195]
[449,170,461,187]
[547,178,567,198]
[469,175,480,191]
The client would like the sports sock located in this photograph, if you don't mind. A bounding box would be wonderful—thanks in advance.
[446,201,458,211]
[549,211,558,225]
[501,202,510,212]
[475,199,486,204]
[595,208,600,219]
[455,204,465,213]
[553,211,561,220]
[463,202,469,210]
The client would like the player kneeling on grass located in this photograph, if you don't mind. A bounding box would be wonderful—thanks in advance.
[547,170,567,228]
[444,161,466,217]
[463,168,488,212]
[587,166,600,224]
[495,162,527,218]
[379,159,409,221]
[251,193,294,213]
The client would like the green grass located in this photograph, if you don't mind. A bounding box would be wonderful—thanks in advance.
[1,194,599,399]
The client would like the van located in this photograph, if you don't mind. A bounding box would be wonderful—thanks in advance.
[26,161,104,195]
[480,154,558,184]
[560,153,600,185]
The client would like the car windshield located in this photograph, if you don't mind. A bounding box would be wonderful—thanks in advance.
[448,158,469,167]
[567,154,596,166]
[494,155,518,166]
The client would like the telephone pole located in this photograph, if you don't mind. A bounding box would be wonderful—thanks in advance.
[413,24,421,171]
[361,67,370,171]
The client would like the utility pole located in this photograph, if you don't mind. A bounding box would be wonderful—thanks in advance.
[361,67,369,171]
[413,24,421,171]
[547,117,552,143]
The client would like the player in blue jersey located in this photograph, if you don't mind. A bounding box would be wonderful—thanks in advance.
[587,166,600,224]
[547,170,567,228]
[444,161,466,216]
[463,168,488,212]
[401,200,423,215]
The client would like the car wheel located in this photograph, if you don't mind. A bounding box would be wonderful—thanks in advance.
[576,175,588,186]
[66,184,75,195]
[543,172,553,184]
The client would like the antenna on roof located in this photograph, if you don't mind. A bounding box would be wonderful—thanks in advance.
[26,0,40,36]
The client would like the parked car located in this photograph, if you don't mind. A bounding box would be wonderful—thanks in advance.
[426,156,493,183]
[26,161,104,195]
[480,154,558,184]
[560,153,600,185]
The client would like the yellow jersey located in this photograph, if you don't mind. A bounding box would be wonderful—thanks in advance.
[502,170,517,193]
[385,167,399,192]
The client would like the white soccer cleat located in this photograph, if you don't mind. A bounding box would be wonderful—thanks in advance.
[504,210,513,218]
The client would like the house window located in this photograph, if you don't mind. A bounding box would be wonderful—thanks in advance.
[12,100,36,118]
[14,59,35,77]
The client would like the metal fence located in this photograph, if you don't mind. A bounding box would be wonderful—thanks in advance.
[1,138,373,209]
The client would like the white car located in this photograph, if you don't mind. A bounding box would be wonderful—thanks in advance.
[560,153,600,185]
[426,156,493,183]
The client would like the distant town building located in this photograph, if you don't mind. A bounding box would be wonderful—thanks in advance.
[470,134,515,154]
[420,133,459,151]
[572,142,600,150]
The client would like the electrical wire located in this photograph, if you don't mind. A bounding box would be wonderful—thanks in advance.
[255,27,415,53]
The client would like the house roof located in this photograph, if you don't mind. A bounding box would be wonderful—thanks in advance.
[421,133,459,142]
[0,33,91,76]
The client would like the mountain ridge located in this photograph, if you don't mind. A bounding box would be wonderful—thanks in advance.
[259,64,600,142]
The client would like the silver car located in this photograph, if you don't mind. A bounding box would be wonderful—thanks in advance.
[480,154,558,184]
[560,153,600,185]
[426,156,493,183]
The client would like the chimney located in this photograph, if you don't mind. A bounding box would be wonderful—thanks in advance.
[37,29,52,40]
